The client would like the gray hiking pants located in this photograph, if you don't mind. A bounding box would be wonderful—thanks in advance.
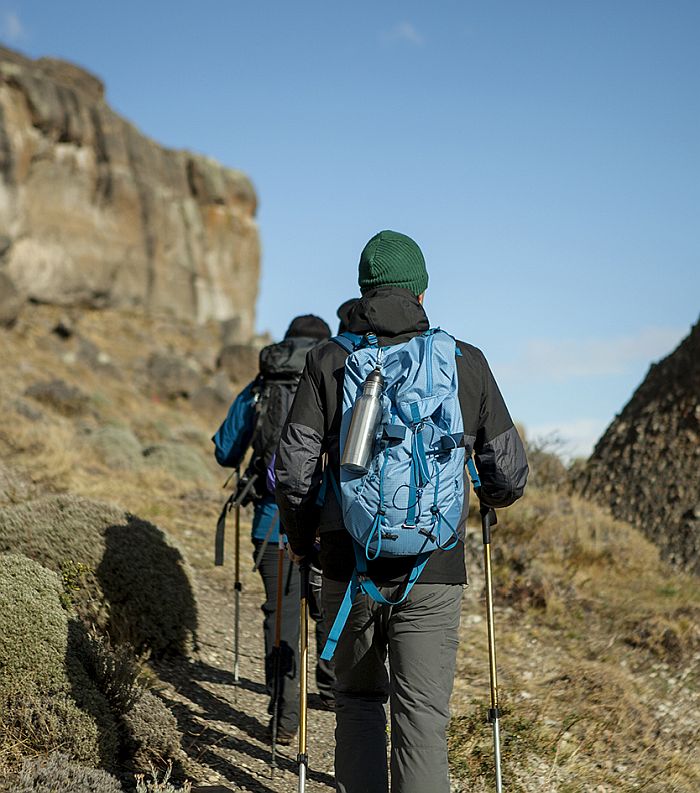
[322,579,463,793]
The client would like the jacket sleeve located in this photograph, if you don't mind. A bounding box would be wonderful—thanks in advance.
[211,380,257,468]
[473,355,529,508]
[275,352,325,555]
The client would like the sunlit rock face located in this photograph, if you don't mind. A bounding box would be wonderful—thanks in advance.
[578,317,700,574]
[0,45,260,337]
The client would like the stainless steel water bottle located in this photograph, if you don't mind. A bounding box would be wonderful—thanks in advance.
[341,368,384,474]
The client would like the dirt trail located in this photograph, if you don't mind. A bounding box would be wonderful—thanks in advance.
[153,518,493,793]
[156,535,337,793]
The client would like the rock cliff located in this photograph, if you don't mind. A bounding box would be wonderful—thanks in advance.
[578,317,700,574]
[0,46,259,335]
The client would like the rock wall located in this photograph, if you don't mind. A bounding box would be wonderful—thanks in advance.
[578,318,700,574]
[0,46,260,335]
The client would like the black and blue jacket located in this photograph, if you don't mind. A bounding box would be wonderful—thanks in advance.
[213,334,327,542]
[275,287,529,584]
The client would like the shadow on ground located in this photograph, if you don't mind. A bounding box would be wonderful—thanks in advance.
[157,659,335,791]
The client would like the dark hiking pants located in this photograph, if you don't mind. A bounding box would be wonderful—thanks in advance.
[254,542,335,731]
[322,579,463,793]
[309,563,336,705]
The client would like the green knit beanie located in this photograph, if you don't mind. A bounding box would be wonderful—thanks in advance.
[358,230,428,296]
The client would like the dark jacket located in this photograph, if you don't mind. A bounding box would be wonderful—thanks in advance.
[212,335,324,542]
[275,287,528,583]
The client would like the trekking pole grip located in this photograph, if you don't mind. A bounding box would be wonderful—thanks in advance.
[480,504,497,545]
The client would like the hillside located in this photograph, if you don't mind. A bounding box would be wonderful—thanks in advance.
[1,304,698,792]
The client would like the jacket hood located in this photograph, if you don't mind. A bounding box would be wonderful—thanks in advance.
[346,286,430,344]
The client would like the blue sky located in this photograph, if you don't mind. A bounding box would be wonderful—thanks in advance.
[2,1,698,456]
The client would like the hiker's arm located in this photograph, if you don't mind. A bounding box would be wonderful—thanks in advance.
[473,357,529,508]
[211,380,258,468]
[275,355,324,557]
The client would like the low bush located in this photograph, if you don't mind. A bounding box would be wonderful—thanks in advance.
[0,555,119,774]
[24,379,90,416]
[76,629,145,716]
[0,554,70,692]
[135,764,191,793]
[15,752,123,793]
[122,691,185,775]
[0,495,198,656]
[0,686,106,774]
[142,442,214,484]
[88,426,143,471]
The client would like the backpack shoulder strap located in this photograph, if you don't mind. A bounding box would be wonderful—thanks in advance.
[331,331,363,354]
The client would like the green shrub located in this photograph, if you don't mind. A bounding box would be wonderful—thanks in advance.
[135,764,191,793]
[76,630,145,716]
[0,495,198,656]
[142,442,214,483]
[16,752,123,793]
[88,426,143,471]
[0,686,105,774]
[0,554,69,692]
[122,692,184,775]
[0,555,119,774]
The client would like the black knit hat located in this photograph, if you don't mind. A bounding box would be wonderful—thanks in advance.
[336,298,360,334]
[284,314,331,341]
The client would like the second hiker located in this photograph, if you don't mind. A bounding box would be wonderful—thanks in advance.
[213,314,336,744]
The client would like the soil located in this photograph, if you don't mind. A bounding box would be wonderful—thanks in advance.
[155,541,337,793]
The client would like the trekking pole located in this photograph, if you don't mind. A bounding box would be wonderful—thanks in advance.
[270,534,285,775]
[214,471,258,567]
[233,469,242,684]
[297,559,310,793]
[481,504,503,793]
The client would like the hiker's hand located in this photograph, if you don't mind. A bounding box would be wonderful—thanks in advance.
[287,546,305,565]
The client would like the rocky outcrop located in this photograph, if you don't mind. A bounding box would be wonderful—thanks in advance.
[0,46,259,335]
[578,318,700,574]
[0,270,20,326]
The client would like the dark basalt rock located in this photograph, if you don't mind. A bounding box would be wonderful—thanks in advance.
[577,317,700,574]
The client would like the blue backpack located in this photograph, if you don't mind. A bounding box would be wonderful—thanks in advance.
[321,328,468,660]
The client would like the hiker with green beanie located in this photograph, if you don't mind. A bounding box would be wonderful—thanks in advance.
[276,230,528,792]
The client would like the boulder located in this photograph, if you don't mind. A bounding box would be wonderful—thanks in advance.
[191,373,232,416]
[148,352,200,399]
[0,271,21,327]
[25,378,90,416]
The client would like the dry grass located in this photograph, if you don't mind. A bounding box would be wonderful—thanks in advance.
[0,305,230,570]
[450,488,700,792]
[2,306,699,791]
